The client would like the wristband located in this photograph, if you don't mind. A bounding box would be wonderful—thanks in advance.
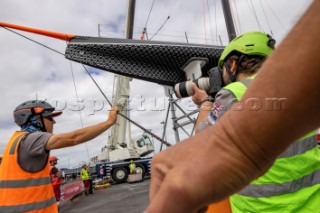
[199,97,214,106]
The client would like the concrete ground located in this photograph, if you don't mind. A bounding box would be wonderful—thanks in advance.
[60,179,150,213]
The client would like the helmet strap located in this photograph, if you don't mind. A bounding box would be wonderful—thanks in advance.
[225,62,237,83]
[31,108,47,132]
[237,55,246,66]
[38,113,48,132]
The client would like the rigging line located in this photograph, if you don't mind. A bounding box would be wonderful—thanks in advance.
[201,0,208,44]
[81,64,172,147]
[149,16,170,41]
[262,0,286,31]
[103,24,220,35]
[206,0,215,45]
[214,0,218,46]
[141,0,156,40]
[185,32,189,43]
[1,27,64,56]
[249,0,264,32]
[245,0,264,32]
[232,0,242,35]
[68,60,90,161]
[229,0,240,35]
[144,0,156,28]
[259,0,273,35]
[3,25,171,148]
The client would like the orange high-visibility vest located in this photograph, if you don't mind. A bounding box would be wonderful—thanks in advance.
[0,131,58,213]
[206,198,232,213]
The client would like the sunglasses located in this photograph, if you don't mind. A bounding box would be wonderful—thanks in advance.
[44,116,54,121]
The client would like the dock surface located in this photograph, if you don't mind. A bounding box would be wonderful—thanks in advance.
[60,179,150,213]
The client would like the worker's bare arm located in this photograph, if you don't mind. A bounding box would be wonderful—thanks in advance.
[191,83,213,133]
[45,107,119,150]
[146,1,320,212]
[56,171,62,178]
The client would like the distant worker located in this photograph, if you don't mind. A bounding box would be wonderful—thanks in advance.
[0,100,118,212]
[81,164,90,196]
[50,155,62,203]
[129,160,136,174]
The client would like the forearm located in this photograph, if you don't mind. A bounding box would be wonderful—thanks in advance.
[46,120,114,149]
[56,171,62,178]
[195,102,213,133]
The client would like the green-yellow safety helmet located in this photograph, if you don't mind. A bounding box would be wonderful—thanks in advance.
[218,31,275,68]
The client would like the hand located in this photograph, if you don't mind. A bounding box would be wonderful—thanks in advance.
[145,120,265,213]
[191,83,209,106]
[107,106,119,125]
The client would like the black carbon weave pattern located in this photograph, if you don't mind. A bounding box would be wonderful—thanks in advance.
[65,36,224,86]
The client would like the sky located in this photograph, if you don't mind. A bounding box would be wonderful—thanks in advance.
[0,0,313,168]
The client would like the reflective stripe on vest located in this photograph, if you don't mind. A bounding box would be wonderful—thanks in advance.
[224,79,320,212]
[0,197,56,213]
[0,177,51,188]
[0,131,58,213]
[238,169,320,198]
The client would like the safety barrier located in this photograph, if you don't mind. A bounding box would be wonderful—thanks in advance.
[59,180,84,206]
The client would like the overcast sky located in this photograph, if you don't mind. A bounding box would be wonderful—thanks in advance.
[0,0,313,168]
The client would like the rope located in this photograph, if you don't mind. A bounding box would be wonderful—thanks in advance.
[68,60,91,161]
[149,16,170,41]
[246,0,264,32]
[206,0,215,45]
[262,0,286,31]
[232,0,242,35]
[144,0,156,28]
[201,0,208,44]
[229,0,240,36]
[259,0,273,35]
[140,0,156,40]
[214,0,218,45]
[2,27,64,56]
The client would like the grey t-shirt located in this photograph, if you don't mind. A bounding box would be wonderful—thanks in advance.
[18,132,52,172]
[198,89,238,131]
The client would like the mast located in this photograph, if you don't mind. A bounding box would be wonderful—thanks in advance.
[221,0,237,41]
[126,0,135,39]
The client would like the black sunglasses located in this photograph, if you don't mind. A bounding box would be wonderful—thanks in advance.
[44,116,54,121]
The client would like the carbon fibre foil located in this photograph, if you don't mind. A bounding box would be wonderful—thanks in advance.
[65,36,224,86]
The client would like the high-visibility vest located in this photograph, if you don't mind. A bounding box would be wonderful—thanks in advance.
[223,79,320,212]
[81,168,89,181]
[50,166,62,186]
[0,131,58,213]
[129,163,136,173]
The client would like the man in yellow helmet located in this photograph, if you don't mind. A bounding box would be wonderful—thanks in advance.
[192,32,320,212]
[146,2,320,212]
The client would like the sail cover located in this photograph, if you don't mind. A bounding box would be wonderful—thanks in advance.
[65,37,224,86]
